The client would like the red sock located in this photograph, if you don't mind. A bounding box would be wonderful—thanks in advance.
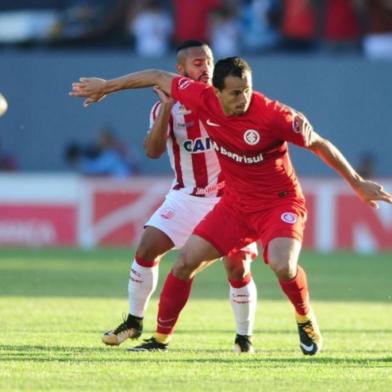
[156,271,193,335]
[135,254,158,267]
[279,265,310,316]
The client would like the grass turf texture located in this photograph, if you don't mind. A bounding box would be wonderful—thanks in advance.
[0,248,391,391]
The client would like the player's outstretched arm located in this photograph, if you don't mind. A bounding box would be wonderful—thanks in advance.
[69,69,177,107]
[144,87,175,159]
[307,132,392,209]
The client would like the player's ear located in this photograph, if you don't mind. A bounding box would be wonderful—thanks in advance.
[176,63,184,76]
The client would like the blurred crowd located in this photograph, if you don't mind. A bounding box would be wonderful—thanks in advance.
[64,127,140,178]
[0,0,392,60]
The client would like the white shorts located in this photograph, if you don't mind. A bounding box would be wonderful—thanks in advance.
[145,190,258,258]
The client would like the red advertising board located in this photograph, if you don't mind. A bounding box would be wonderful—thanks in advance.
[0,175,79,247]
[0,204,77,246]
[78,178,171,248]
[0,175,391,251]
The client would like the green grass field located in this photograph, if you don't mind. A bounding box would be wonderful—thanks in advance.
[0,248,391,391]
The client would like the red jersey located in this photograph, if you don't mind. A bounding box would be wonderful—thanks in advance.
[171,77,313,213]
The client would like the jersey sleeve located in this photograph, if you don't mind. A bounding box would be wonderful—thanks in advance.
[171,77,207,111]
[147,101,171,137]
[149,101,162,129]
[266,100,315,148]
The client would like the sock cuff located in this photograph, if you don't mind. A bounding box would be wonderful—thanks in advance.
[229,273,252,288]
[168,271,193,287]
[154,332,172,344]
[135,255,159,268]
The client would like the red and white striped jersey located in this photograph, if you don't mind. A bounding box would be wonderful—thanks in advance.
[149,101,224,197]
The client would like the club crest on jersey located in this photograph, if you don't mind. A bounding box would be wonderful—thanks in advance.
[184,137,213,153]
[178,78,193,90]
[160,207,175,219]
[243,129,260,145]
[281,212,298,224]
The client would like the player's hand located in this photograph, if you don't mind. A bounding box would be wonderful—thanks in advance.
[153,86,175,107]
[69,77,107,107]
[353,178,392,209]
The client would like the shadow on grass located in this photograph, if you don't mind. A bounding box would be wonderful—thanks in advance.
[67,328,392,335]
[1,345,391,368]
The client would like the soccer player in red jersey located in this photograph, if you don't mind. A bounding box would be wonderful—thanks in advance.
[100,41,258,353]
[70,57,392,355]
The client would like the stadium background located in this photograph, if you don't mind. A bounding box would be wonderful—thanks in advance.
[1,52,391,251]
[1,2,392,391]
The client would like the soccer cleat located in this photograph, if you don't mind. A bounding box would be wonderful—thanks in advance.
[128,337,168,352]
[296,310,323,356]
[234,334,255,353]
[102,314,143,346]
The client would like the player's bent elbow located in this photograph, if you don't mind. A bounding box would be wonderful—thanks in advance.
[144,147,164,159]
[154,70,174,95]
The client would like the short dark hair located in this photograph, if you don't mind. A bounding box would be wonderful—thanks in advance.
[212,57,251,91]
[176,40,208,53]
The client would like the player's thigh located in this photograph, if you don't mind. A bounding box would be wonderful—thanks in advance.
[136,226,175,262]
[172,234,222,279]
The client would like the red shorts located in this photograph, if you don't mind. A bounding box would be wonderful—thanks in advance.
[193,197,307,264]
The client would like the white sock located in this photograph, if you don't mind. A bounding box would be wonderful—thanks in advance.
[230,278,257,336]
[128,259,159,318]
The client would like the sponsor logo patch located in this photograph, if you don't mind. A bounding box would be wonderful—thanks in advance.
[160,207,175,219]
[183,137,213,153]
[212,141,263,164]
[292,113,302,133]
[292,111,312,135]
[281,212,298,224]
[243,129,260,145]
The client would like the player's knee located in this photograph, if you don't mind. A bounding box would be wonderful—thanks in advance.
[227,268,244,280]
[172,251,197,280]
[225,262,249,280]
[269,258,296,280]
[135,243,161,263]
[224,252,251,280]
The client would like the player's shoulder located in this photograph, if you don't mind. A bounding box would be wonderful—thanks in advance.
[253,91,291,115]
[174,76,211,94]
[252,90,273,105]
[251,91,276,114]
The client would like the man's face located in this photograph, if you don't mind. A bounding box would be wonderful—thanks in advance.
[215,72,253,116]
[176,46,214,84]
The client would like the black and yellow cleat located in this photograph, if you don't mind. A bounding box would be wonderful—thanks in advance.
[296,310,323,356]
[234,334,255,353]
[102,314,143,346]
[128,337,168,352]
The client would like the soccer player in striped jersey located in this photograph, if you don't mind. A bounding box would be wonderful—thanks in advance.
[100,41,258,353]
